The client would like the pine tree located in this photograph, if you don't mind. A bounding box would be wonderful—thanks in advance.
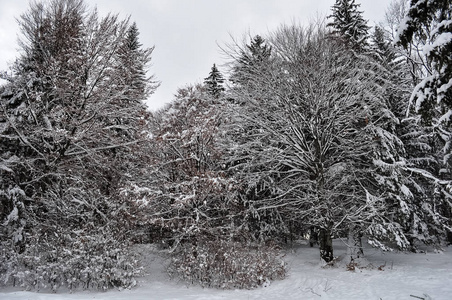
[396,0,451,123]
[243,35,271,63]
[396,0,452,245]
[363,22,445,251]
[327,0,370,48]
[204,63,225,98]
[117,22,158,103]
[231,35,272,85]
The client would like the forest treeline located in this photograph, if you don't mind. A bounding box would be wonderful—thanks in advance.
[0,0,451,291]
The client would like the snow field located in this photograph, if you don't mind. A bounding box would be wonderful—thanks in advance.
[1,240,451,300]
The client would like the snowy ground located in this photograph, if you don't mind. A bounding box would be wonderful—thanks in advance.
[1,240,451,300]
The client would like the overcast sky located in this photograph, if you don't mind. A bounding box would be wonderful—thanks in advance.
[0,0,394,110]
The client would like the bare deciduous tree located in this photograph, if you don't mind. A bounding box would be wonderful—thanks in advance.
[225,22,412,263]
[0,0,157,290]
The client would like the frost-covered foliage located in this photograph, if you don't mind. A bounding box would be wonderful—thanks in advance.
[396,0,451,122]
[327,0,370,48]
[223,21,419,262]
[121,85,291,287]
[0,234,140,291]
[0,0,156,290]
[122,85,243,246]
[167,239,286,289]
[393,0,452,245]
[204,64,225,99]
[2,0,452,292]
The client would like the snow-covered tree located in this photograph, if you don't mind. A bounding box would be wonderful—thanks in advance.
[0,0,157,290]
[224,21,423,262]
[327,0,371,48]
[395,0,452,245]
[120,84,287,288]
[220,34,290,242]
[116,22,159,103]
[136,84,245,247]
[396,0,452,123]
[230,34,272,86]
[204,63,225,98]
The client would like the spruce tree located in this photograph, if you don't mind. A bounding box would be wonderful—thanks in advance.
[117,22,158,103]
[396,0,452,124]
[362,23,446,252]
[231,35,272,85]
[396,0,452,245]
[244,35,271,63]
[327,0,370,48]
[204,63,225,98]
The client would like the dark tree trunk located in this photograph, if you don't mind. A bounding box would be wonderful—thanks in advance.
[444,204,452,245]
[447,229,452,246]
[319,228,334,263]
[309,226,318,247]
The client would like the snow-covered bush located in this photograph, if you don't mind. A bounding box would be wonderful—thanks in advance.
[168,239,286,289]
[0,233,141,291]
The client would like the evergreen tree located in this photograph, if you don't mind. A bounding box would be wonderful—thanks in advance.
[231,35,272,85]
[396,0,452,124]
[367,22,445,250]
[204,63,225,98]
[117,22,158,103]
[371,26,396,65]
[242,35,271,65]
[327,0,370,48]
[224,35,290,243]
[396,0,452,245]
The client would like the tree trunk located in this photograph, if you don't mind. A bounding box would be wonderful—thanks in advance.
[309,226,318,247]
[444,204,452,245]
[347,228,363,262]
[319,228,334,263]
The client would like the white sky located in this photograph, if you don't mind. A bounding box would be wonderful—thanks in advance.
[0,0,393,110]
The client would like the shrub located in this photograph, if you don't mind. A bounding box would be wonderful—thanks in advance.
[168,239,286,289]
[0,233,142,291]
